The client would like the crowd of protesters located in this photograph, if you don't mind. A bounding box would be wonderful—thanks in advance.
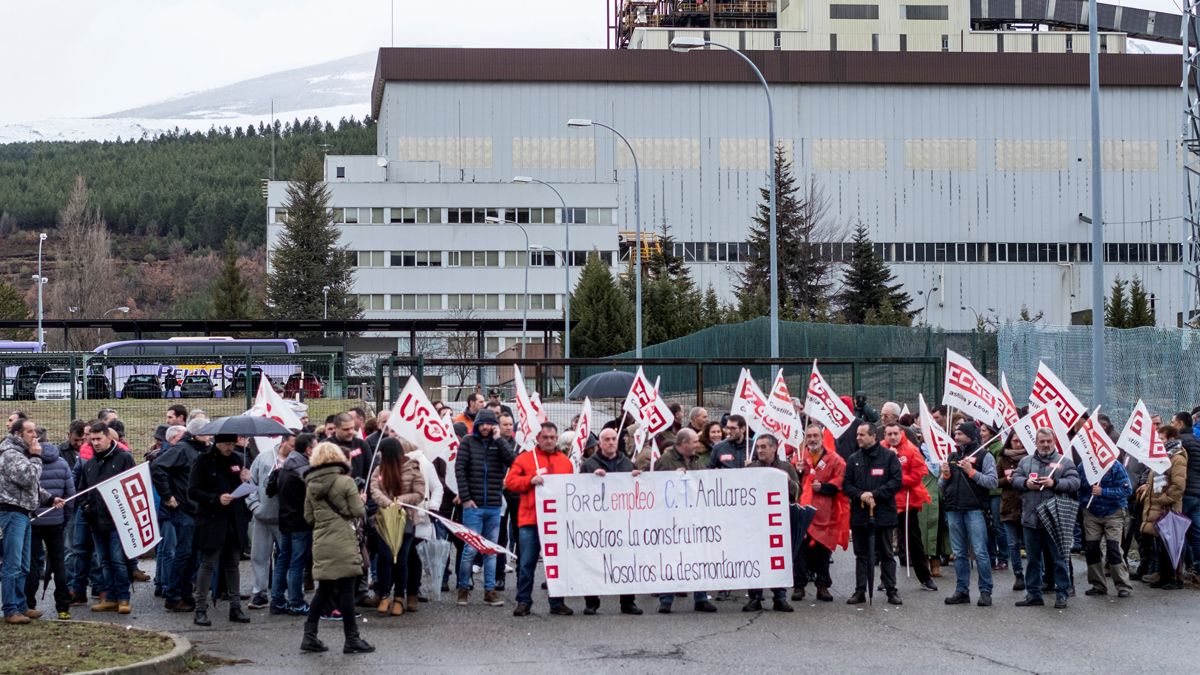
[1,386,1198,655]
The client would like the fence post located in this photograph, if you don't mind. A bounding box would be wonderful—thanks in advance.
[375,358,384,409]
[387,356,398,407]
[244,355,254,410]
[69,354,77,423]
[851,360,861,396]
[696,362,705,407]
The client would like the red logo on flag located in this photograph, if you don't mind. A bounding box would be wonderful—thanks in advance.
[119,474,155,546]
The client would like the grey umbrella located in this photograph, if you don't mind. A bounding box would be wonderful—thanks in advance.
[569,370,636,400]
[196,415,293,437]
[1035,494,1078,560]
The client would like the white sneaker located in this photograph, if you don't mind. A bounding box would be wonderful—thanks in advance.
[473,565,482,575]
[505,564,515,573]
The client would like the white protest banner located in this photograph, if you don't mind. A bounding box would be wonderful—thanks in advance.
[403,504,515,559]
[803,361,855,437]
[638,377,674,437]
[1013,406,1072,460]
[388,377,460,493]
[730,369,769,435]
[942,349,1001,426]
[623,367,656,421]
[1071,407,1119,485]
[763,370,802,456]
[648,438,662,471]
[997,373,1021,429]
[919,394,954,464]
[98,462,161,558]
[1117,399,1172,474]
[531,392,548,425]
[572,397,592,472]
[513,365,540,452]
[1028,362,1086,430]
[535,468,793,596]
[249,374,303,430]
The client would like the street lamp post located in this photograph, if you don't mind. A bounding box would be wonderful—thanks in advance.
[322,286,330,338]
[513,176,573,400]
[670,37,778,358]
[36,232,46,347]
[919,285,940,325]
[485,216,532,360]
[99,306,130,341]
[567,118,643,358]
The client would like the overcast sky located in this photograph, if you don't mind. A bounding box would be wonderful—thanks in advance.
[0,0,1183,124]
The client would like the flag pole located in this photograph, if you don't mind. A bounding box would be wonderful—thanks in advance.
[34,462,142,519]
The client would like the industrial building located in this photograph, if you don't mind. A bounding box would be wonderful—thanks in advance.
[266,1,1192,357]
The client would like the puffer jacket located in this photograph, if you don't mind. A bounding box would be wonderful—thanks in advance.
[1141,442,1188,536]
[269,450,311,534]
[884,436,930,513]
[32,442,74,527]
[1182,429,1200,498]
[305,461,365,581]
[0,434,51,513]
[842,442,903,528]
[1012,450,1081,529]
[454,427,516,508]
[996,449,1028,523]
[1078,458,1132,518]
[368,458,426,509]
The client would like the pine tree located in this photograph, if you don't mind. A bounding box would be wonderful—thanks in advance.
[210,228,253,320]
[737,147,834,321]
[1127,276,1155,327]
[838,224,914,325]
[0,280,33,340]
[266,150,360,320]
[700,286,725,327]
[1104,277,1129,328]
[621,221,702,346]
[570,253,634,357]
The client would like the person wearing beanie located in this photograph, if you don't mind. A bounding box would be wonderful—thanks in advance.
[939,420,999,607]
[834,395,866,463]
[188,432,252,626]
[453,409,515,606]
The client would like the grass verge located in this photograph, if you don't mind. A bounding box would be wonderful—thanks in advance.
[0,620,175,675]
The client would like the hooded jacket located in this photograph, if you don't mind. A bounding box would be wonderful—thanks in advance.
[454,411,516,508]
[1077,459,1132,518]
[304,461,365,581]
[0,434,52,514]
[884,435,930,513]
[1013,449,1082,529]
[31,442,74,527]
[246,444,282,525]
[799,446,849,551]
[843,441,903,528]
[1180,428,1200,498]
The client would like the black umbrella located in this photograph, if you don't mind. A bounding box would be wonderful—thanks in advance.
[866,503,877,606]
[196,415,293,437]
[1035,494,1078,560]
[569,370,636,400]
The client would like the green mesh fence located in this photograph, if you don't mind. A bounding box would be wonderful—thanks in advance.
[999,322,1200,422]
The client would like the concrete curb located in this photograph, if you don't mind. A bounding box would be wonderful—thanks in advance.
[66,621,192,675]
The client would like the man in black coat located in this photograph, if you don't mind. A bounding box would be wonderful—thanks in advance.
[579,427,643,616]
[150,421,208,612]
[330,412,372,481]
[708,414,750,469]
[188,433,252,627]
[76,421,136,614]
[842,422,903,606]
[453,410,515,606]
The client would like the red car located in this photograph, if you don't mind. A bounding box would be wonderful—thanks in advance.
[283,373,325,399]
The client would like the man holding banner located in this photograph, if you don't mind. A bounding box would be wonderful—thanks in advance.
[578,427,644,616]
[743,434,799,613]
[76,421,137,615]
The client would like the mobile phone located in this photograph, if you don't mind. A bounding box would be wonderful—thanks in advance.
[1028,472,1039,482]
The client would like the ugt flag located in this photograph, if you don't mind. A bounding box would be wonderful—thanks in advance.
[99,463,161,558]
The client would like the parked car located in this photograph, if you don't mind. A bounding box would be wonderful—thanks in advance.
[122,374,163,399]
[180,374,214,398]
[2,377,14,399]
[225,368,276,398]
[82,374,112,400]
[34,370,76,401]
[14,364,54,400]
[283,373,325,399]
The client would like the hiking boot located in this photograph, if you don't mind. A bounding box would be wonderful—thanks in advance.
[377,597,393,615]
[229,606,250,623]
[791,587,806,601]
[816,586,833,602]
[742,598,763,612]
[976,593,992,607]
[1013,577,1026,592]
[344,637,375,654]
[117,601,131,615]
[944,592,970,605]
[772,599,794,612]
[248,593,269,609]
[91,596,118,613]
[846,591,866,605]
[23,609,43,619]
[194,609,211,626]
[484,590,504,607]
[391,597,404,616]
[694,600,718,613]
[620,603,643,615]
[549,604,574,616]
[512,602,531,617]
[130,569,151,583]
[456,589,469,606]
[1015,596,1044,607]
[887,591,903,606]
[300,634,328,653]
[4,614,30,625]
[407,596,419,613]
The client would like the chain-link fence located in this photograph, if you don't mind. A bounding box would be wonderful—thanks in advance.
[1,351,357,459]
[375,356,942,432]
[1000,322,1200,422]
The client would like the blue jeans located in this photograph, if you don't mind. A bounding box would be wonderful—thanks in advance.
[0,510,32,617]
[458,506,501,592]
[516,525,563,609]
[946,509,993,594]
[1024,525,1070,600]
[272,530,311,609]
[69,513,102,595]
[1182,495,1200,570]
[160,508,195,603]
[1004,522,1025,577]
[988,495,1008,565]
[154,507,177,594]
[93,528,131,602]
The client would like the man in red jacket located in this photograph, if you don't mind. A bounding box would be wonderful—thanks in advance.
[504,422,574,618]
[883,423,937,591]
[796,424,848,602]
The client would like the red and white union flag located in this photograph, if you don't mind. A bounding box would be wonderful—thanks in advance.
[919,393,954,464]
[99,463,161,559]
[1071,407,1119,485]
[1028,362,1085,430]
[803,361,854,437]
[941,349,1001,427]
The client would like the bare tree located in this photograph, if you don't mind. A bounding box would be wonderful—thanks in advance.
[46,176,124,350]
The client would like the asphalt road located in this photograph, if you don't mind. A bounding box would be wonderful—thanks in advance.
[81,553,1198,674]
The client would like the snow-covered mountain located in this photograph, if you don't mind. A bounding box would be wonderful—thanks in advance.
[0,52,375,144]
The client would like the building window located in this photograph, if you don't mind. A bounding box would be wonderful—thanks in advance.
[830,4,879,19]
[390,207,439,224]
[941,34,949,51]
[447,208,488,224]
[390,294,441,310]
[871,33,879,51]
[899,34,907,52]
[273,209,288,224]
[1066,35,1073,53]
[563,207,587,224]
[357,294,385,311]
[447,294,500,311]
[504,251,528,268]
[459,251,501,268]
[336,166,345,178]
[344,208,358,224]
[485,337,501,353]
[903,4,948,20]
[356,251,385,268]
[505,294,558,310]
[330,208,344,223]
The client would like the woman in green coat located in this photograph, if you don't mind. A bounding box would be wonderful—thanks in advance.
[301,442,374,654]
